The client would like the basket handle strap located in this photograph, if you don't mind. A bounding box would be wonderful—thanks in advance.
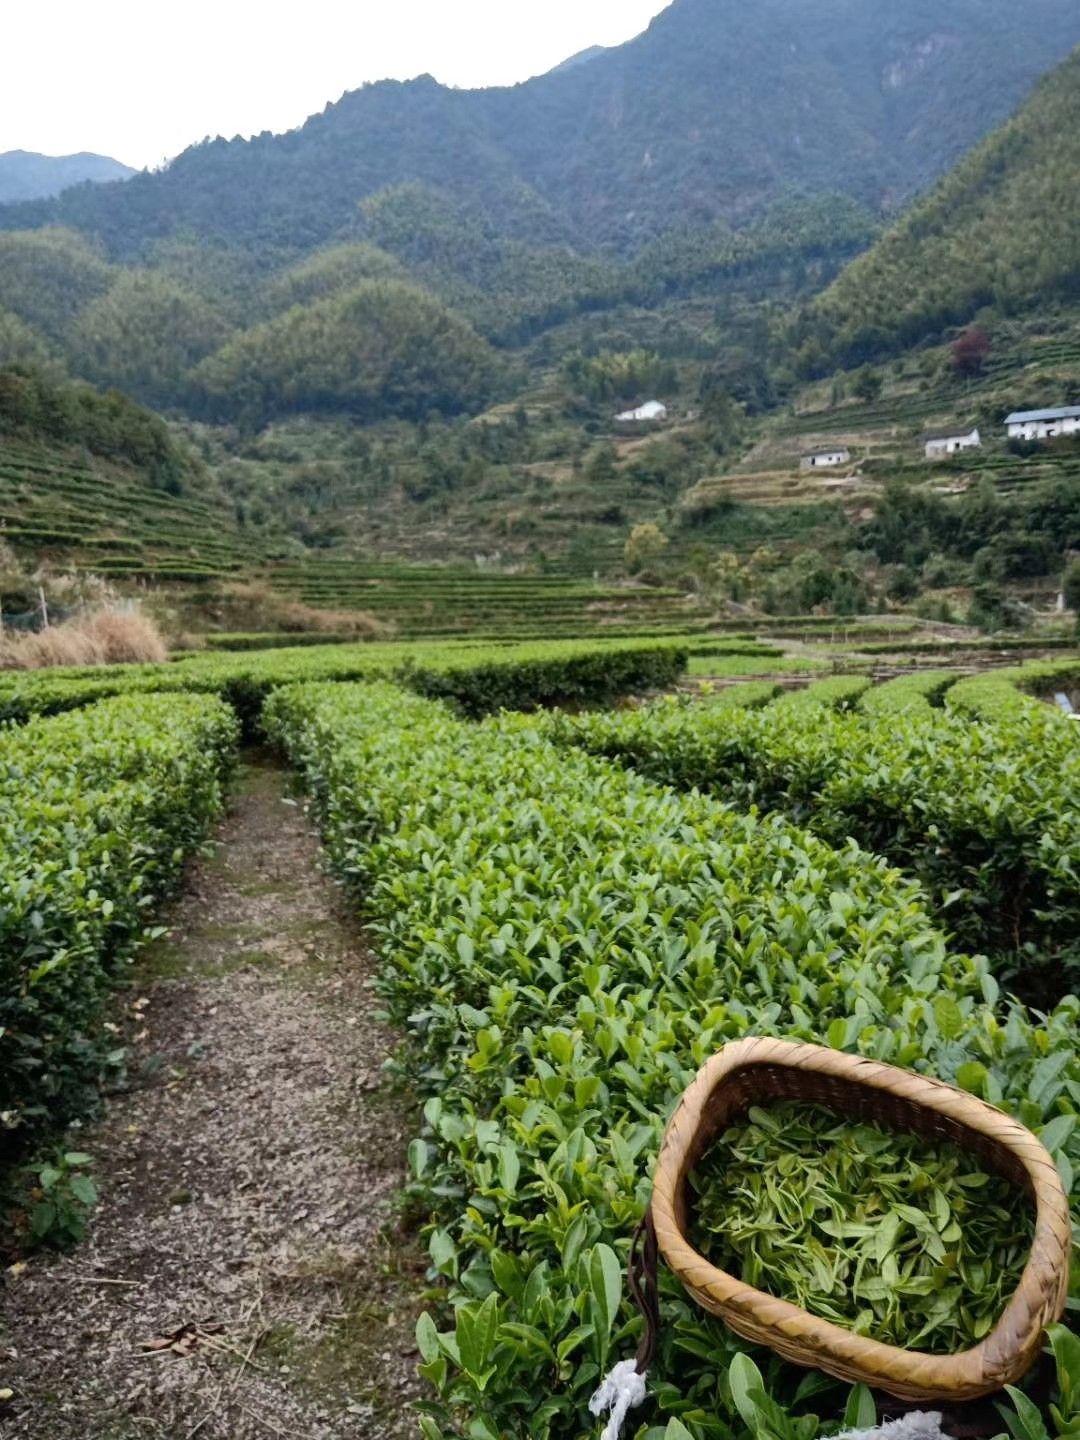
[627,1205,661,1374]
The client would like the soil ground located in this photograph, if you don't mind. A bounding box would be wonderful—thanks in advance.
[1,755,423,1439]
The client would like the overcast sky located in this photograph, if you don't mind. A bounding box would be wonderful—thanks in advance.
[4,1,672,171]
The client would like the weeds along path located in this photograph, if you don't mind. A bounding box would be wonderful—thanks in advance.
[2,753,422,1440]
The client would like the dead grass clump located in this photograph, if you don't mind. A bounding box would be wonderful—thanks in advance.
[0,608,168,670]
[219,581,387,638]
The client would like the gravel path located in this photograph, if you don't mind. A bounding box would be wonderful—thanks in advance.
[1,755,422,1439]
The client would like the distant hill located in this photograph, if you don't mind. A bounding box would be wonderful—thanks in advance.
[0,150,135,204]
[546,45,608,76]
[809,45,1080,364]
[4,0,1079,258]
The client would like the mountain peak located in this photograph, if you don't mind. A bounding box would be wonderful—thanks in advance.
[0,150,135,204]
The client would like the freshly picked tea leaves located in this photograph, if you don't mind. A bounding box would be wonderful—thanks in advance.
[691,1102,1035,1352]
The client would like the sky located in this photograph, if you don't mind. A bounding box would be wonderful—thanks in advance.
[3,0,672,171]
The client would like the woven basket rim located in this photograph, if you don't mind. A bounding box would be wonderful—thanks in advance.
[650,1037,1071,1401]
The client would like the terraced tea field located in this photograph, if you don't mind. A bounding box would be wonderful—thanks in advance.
[0,435,262,580]
[253,558,708,638]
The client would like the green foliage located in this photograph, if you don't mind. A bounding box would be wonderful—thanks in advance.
[24,1150,98,1248]
[263,243,407,313]
[860,477,1080,583]
[0,306,56,369]
[0,228,113,342]
[858,671,959,717]
[0,693,238,1135]
[562,349,676,405]
[772,676,872,712]
[72,270,232,407]
[692,1101,1030,1350]
[625,523,670,575]
[265,678,1080,1437]
[948,660,1080,721]
[406,644,686,718]
[551,686,1080,981]
[11,1,1077,260]
[814,47,1080,363]
[192,280,497,424]
[1063,560,1080,632]
[0,636,689,732]
[0,364,196,487]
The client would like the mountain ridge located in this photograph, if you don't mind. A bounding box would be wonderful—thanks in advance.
[807,43,1080,364]
[4,0,1079,258]
[0,150,135,204]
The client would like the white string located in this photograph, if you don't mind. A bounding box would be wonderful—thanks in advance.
[589,1358,649,1440]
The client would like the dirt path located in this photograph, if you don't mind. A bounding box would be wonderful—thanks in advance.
[1,755,422,1440]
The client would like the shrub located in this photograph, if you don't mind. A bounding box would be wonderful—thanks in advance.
[549,689,1080,984]
[0,693,238,1135]
[264,680,1080,1439]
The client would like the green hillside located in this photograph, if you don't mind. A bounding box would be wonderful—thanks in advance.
[808,45,1080,363]
[0,367,257,581]
[6,0,1079,257]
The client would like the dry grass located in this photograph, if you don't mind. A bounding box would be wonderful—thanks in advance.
[0,608,168,670]
[217,581,388,638]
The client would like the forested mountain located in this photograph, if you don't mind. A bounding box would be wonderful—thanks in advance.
[5,0,1079,259]
[805,45,1080,365]
[0,150,135,204]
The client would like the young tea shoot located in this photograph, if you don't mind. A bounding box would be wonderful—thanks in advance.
[691,1101,1034,1353]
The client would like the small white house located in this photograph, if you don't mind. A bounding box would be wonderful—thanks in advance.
[800,447,850,471]
[1005,406,1080,441]
[615,400,667,424]
[924,427,982,460]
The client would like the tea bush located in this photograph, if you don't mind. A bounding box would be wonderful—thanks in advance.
[265,680,1080,1440]
[0,692,238,1134]
[550,695,1080,981]
[948,660,1080,721]
[858,671,959,717]
[0,636,686,729]
[771,675,872,711]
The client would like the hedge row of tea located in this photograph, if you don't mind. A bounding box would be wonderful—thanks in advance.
[0,637,688,728]
[264,680,1080,1440]
[549,691,1080,988]
[0,693,238,1135]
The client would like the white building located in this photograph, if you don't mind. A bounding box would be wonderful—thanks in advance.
[924,427,982,460]
[1005,406,1080,441]
[800,447,850,471]
[615,400,667,424]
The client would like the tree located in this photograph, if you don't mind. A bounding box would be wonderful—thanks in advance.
[1064,559,1080,632]
[852,365,883,402]
[950,326,992,377]
[624,523,669,574]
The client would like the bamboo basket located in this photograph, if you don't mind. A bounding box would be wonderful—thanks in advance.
[650,1037,1071,1402]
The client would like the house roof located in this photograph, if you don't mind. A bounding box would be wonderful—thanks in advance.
[615,399,667,419]
[922,427,979,443]
[1005,406,1080,424]
[802,446,850,457]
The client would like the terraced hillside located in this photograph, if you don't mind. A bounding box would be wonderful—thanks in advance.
[0,433,706,638]
[0,434,263,582]
[256,559,707,638]
[666,317,1080,563]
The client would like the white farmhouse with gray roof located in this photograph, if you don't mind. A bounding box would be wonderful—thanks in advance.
[800,446,850,470]
[1005,406,1080,441]
[923,426,981,460]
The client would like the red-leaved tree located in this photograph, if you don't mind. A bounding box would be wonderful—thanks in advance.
[950,326,991,377]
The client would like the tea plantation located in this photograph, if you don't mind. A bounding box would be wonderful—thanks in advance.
[4,634,1080,1439]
